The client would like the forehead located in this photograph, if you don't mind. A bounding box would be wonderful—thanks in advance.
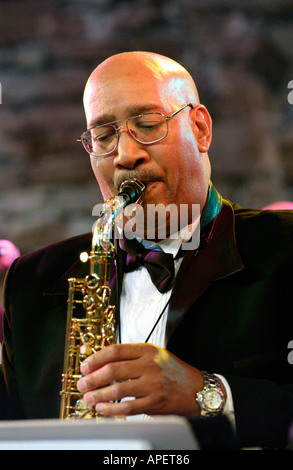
[84,61,188,127]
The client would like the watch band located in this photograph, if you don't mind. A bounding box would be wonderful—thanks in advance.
[196,371,225,417]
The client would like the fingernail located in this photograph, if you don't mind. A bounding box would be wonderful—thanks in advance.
[96,403,104,415]
[80,362,89,374]
[77,379,87,392]
[84,393,94,405]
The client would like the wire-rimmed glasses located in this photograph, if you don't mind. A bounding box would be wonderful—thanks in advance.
[78,103,193,157]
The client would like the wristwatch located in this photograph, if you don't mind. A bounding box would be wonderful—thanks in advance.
[196,371,225,417]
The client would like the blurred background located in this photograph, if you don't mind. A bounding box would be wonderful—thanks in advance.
[0,0,293,259]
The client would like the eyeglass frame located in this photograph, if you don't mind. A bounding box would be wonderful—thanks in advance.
[77,102,194,157]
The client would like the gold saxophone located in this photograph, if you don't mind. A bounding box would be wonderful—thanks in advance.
[60,178,145,419]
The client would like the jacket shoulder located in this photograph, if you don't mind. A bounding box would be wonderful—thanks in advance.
[232,203,293,265]
[5,233,92,293]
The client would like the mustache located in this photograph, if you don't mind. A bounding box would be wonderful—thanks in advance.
[114,169,164,191]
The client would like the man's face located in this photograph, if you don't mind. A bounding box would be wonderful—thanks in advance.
[84,58,211,235]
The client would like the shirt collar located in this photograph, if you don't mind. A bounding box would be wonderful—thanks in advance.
[121,182,222,257]
[137,215,200,258]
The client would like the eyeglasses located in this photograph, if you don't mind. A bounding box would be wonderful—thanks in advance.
[78,103,193,157]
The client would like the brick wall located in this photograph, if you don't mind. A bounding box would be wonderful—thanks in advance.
[0,0,293,257]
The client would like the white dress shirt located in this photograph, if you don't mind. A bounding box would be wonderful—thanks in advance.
[119,223,235,427]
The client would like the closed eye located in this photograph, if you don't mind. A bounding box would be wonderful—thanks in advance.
[93,128,116,142]
[134,119,164,131]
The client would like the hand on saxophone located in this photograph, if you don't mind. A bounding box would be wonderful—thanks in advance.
[76,343,210,417]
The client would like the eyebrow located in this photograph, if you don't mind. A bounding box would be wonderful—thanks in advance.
[88,104,165,129]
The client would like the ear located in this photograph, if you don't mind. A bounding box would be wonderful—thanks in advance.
[191,104,212,153]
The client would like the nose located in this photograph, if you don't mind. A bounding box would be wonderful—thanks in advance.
[113,127,150,169]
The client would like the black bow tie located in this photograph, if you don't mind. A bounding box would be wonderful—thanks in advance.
[119,238,175,294]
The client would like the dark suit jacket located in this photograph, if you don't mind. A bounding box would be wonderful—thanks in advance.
[2,197,293,448]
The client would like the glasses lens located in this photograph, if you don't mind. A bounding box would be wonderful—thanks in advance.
[83,125,117,156]
[128,114,167,143]
[81,114,168,156]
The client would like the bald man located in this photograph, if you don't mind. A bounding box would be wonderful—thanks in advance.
[76,52,217,416]
[2,52,293,449]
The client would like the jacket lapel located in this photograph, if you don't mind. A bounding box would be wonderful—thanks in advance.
[43,244,118,298]
[43,252,91,297]
[42,235,121,353]
[166,199,244,343]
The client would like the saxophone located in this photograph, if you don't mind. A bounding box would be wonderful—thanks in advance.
[60,178,145,419]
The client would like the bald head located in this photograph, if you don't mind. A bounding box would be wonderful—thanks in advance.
[83,51,200,119]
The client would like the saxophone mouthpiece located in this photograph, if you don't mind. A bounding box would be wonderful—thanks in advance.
[118,179,145,205]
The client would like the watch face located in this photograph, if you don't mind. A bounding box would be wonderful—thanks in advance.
[204,390,222,410]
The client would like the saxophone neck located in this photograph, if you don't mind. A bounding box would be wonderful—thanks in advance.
[92,178,145,254]
[92,198,121,255]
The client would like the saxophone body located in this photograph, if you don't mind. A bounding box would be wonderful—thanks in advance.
[60,178,145,419]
